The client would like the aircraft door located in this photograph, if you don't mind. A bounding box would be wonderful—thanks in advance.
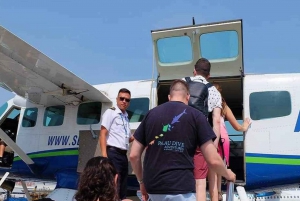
[76,101,103,172]
[244,75,296,155]
[0,106,21,167]
[77,129,101,173]
[151,19,243,80]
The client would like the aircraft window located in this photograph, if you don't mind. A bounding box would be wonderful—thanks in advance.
[43,106,65,127]
[156,36,192,63]
[200,30,238,60]
[0,103,8,117]
[250,91,291,120]
[127,98,150,122]
[22,108,38,127]
[77,102,102,125]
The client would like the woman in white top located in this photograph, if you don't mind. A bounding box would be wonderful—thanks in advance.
[211,83,251,201]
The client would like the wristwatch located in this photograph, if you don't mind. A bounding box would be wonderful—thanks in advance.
[138,179,143,184]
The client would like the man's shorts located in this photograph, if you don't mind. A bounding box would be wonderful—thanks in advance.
[149,193,196,201]
[193,147,208,179]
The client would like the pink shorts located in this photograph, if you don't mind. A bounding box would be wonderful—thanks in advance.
[193,147,208,179]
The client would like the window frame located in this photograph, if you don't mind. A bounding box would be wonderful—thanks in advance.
[43,105,65,127]
[77,102,102,125]
[249,90,292,120]
[199,30,239,60]
[127,97,150,123]
[22,107,38,128]
[156,35,193,64]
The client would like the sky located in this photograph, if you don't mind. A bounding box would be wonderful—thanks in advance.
[0,0,300,104]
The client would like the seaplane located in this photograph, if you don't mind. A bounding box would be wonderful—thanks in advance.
[0,18,299,201]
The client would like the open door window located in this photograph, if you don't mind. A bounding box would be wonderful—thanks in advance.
[151,19,243,80]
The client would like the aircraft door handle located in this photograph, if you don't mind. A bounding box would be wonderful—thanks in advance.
[89,125,97,139]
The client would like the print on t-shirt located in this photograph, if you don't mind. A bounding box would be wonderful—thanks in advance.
[149,109,187,153]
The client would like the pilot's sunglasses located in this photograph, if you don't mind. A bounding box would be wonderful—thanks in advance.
[119,97,131,102]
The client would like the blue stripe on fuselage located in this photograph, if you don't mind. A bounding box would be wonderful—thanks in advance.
[245,153,300,190]
[246,163,300,190]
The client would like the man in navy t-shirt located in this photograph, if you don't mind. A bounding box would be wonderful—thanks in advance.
[130,80,236,201]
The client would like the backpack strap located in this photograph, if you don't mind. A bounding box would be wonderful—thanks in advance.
[206,82,213,88]
[185,77,192,83]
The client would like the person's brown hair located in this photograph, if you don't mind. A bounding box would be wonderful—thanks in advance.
[213,82,227,116]
[194,58,211,77]
[75,156,118,201]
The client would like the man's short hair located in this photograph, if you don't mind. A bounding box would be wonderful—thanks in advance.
[195,58,211,77]
[118,88,131,96]
[169,79,190,96]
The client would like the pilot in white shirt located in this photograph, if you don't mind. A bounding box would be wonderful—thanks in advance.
[101,105,131,150]
[99,88,134,200]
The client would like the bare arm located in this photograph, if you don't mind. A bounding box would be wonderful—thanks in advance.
[129,136,135,143]
[212,107,221,148]
[200,140,236,182]
[129,140,145,183]
[99,126,108,157]
[225,106,251,132]
[129,140,148,200]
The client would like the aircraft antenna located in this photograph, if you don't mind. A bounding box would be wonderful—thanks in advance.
[192,17,195,25]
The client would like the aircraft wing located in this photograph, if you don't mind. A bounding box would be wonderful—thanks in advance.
[0,26,111,106]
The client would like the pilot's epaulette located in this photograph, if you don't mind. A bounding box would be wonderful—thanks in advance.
[109,107,116,110]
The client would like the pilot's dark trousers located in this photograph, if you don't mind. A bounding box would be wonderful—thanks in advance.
[107,146,128,200]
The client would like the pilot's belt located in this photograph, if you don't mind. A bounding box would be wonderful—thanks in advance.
[107,145,127,155]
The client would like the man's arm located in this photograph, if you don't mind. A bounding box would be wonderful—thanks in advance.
[212,107,221,148]
[99,126,108,157]
[129,140,145,184]
[129,140,148,200]
[200,140,236,182]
